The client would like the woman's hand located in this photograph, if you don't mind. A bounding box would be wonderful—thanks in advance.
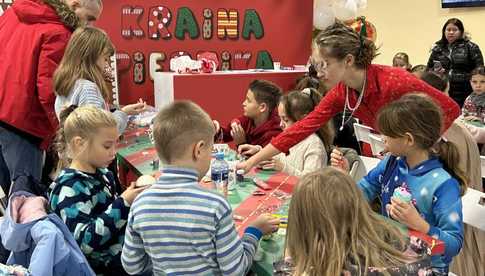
[387,197,430,234]
[330,148,349,172]
[122,98,146,115]
[238,144,262,156]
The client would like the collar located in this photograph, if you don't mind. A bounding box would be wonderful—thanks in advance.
[58,167,109,181]
[156,166,200,188]
[397,156,443,176]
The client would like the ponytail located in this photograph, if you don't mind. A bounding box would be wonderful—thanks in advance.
[54,105,79,176]
[435,140,468,196]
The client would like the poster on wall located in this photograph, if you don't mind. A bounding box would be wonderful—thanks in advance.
[96,0,313,105]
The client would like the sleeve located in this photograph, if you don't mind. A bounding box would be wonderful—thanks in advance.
[461,96,473,117]
[77,83,128,134]
[463,122,485,143]
[427,45,439,70]
[405,76,461,131]
[37,31,71,135]
[214,202,262,275]
[219,116,248,143]
[29,221,67,276]
[427,179,464,262]
[469,42,484,69]
[271,87,344,154]
[278,141,327,177]
[121,211,152,275]
[357,156,390,202]
[50,181,130,255]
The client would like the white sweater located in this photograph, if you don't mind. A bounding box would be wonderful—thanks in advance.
[273,133,327,177]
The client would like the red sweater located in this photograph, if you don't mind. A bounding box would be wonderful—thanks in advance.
[272,65,461,153]
[220,111,282,147]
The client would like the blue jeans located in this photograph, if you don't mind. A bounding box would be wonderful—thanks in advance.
[0,125,43,196]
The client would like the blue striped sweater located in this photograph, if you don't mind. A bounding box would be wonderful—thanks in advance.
[121,167,263,275]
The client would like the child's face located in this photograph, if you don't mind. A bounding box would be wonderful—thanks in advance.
[393,58,408,69]
[75,127,119,171]
[277,102,294,130]
[382,134,411,156]
[96,49,111,71]
[243,90,263,119]
[470,74,485,94]
[194,139,214,180]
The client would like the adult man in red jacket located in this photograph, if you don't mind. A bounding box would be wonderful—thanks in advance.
[0,0,103,196]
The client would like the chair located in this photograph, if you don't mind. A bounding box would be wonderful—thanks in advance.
[368,133,386,157]
[0,187,6,216]
[353,123,374,144]
[461,188,485,231]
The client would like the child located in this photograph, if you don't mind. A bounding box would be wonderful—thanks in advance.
[49,106,146,274]
[121,101,280,275]
[53,27,146,135]
[286,168,432,275]
[411,64,429,78]
[240,88,334,176]
[420,71,450,95]
[462,66,485,122]
[355,95,465,274]
[214,79,282,147]
[392,52,412,71]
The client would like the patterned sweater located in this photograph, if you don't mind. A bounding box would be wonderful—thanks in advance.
[462,92,485,121]
[358,156,463,270]
[121,167,263,275]
[49,168,130,268]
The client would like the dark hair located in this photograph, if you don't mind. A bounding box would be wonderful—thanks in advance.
[392,52,411,71]
[411,64,428,74]
[248,79,282,112]
[440,18,468,45]
[471,66,485,76]
[377,94,467,195]
[420,71,449,92]
[314,21,378,69]
[281,89,334,153]
[295,75,320,91]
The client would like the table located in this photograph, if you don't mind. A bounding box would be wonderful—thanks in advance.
[153,70,306,126]
[117,128,445,275]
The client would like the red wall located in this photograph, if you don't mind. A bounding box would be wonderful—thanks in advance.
[96,1,313,105]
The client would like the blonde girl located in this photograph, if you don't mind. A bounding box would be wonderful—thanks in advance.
[286,168,432,276]
[53,27,145,135]
[49,106,145,274]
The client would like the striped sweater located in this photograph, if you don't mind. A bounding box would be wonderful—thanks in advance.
[54,79,128,134]
[121,167,263,275]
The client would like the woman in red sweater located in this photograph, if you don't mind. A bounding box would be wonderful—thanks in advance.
[238,22,460,172]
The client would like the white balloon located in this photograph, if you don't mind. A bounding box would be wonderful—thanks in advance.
[313,4,336,30]
[333,0,358,21]
[356,0,367,11]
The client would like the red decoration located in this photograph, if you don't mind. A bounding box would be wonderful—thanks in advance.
[345,17,377,42]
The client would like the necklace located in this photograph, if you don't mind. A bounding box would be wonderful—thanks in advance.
[340,71,367,131]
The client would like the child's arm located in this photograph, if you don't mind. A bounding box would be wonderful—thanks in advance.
[121,212,152,275]
[50,183,130,254]
[428,179,464,261]
[357,156,391,202]
[214,203,262,275]
[77,82,128,134]
[276,141,326,176]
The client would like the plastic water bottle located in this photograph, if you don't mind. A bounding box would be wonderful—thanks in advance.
[211,152,229,197]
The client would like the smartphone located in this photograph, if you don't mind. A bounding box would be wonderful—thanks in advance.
[433,60,443,72]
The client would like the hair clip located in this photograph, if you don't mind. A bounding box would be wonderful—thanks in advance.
[301,88,311,96]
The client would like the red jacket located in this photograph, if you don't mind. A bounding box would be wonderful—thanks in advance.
[0,0,74,149]
[220,111,282,147]
[272,65,461,153]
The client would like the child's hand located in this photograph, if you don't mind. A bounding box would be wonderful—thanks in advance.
[238,144,261,156]
[249,213,280,235]
[121,181,149,205]
[387,198,430,234]
[230,124,246,145]
[330,148,349,172]
[464,115,481,122]
[122,99,146,115]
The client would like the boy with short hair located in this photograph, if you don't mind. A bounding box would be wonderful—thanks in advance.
[214,79,282,147]
[121,101,279,275]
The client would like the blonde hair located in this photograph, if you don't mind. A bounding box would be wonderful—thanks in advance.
[287,168,412,276]
[153,101,215,164]
[53,27,114,100]
[55,105,117,171]
[313,21,378,69]
[377,94,467,195]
